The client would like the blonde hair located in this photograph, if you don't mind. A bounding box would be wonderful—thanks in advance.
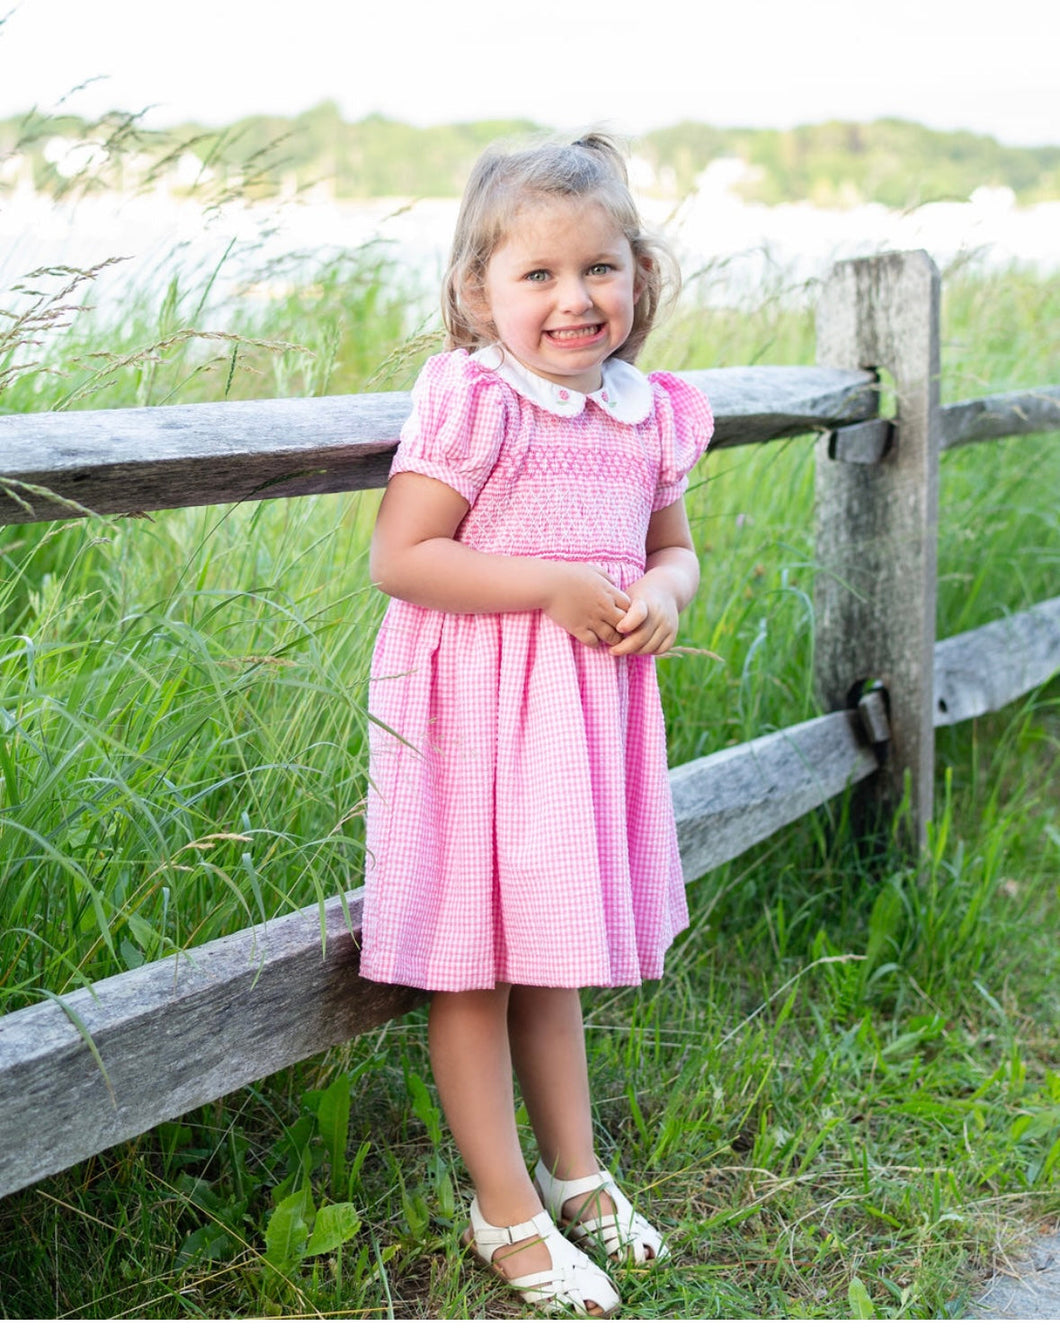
[442,132,678,364]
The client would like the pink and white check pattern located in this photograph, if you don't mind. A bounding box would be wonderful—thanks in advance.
[361,350,713,991]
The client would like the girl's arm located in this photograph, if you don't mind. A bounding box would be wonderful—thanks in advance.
[609,498,700,657]
[370,470,632,647]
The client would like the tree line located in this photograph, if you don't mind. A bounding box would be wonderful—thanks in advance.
[3,102,1058,208]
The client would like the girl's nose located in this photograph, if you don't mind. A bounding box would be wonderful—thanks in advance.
[558,276,593,313]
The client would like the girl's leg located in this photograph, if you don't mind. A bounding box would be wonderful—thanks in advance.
[506,985,602,1182]
[428,986,549,1279]
[508,984,667,1263]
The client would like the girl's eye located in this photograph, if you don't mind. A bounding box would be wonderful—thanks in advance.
[588,263,613,276]
[524,269,549,282]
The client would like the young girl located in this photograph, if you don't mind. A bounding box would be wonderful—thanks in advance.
[362,132,713,1317]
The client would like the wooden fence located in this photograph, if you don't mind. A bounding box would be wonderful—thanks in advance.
[1,250,1058,1202]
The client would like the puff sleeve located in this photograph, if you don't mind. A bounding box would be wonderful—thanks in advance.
[647,371,714,511]
[390,349,507,506]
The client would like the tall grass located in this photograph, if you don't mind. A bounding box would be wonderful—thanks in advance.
[0,206,1057,1316]
[0,490,387,1003]
[0,211,424,1005]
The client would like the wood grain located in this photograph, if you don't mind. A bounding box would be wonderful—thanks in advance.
[0,367,876,524]
[934,597,1060,726]
[813,251,941,848]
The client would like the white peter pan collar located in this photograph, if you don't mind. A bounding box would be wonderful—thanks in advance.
[470,345,653,424]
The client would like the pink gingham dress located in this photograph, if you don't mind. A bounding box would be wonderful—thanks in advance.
[360,346,713,991]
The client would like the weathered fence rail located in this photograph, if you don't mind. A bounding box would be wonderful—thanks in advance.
[0,366,878,523]
[2,369,1056,526]
[1,251,1058,1201]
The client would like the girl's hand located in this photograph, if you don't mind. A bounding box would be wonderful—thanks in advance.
[608,575,680,657]
[608,500,700,657]
[542,563,631,648]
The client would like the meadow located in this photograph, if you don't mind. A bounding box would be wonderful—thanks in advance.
[0,225,1057,1318]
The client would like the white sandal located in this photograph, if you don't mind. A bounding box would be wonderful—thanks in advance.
[465,1195,620,1317]
[534,1162,671,1265]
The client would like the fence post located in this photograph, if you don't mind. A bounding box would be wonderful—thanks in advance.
[813,251,941,849]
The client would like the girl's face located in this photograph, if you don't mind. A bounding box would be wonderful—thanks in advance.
[477,196,643,393]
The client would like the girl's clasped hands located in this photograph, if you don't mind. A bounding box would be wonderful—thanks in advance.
[543,561,681,657]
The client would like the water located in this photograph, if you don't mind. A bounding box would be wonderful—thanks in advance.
[3,174,1059,337]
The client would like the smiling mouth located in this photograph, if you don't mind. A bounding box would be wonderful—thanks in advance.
[546,324,604,342]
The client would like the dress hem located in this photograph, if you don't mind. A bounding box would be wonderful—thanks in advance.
[357,960,676,994]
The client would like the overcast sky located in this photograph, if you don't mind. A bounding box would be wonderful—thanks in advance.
[2,0,1057,146]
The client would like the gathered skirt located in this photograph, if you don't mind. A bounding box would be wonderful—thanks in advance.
[360,573,689,992]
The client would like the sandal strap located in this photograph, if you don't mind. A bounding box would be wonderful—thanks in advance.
[534,1161,625,1217]
[467,1197,620,1315]
[538,1166,615,1203]
[533,1160,670,1265]
[469,1200,551,1257]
